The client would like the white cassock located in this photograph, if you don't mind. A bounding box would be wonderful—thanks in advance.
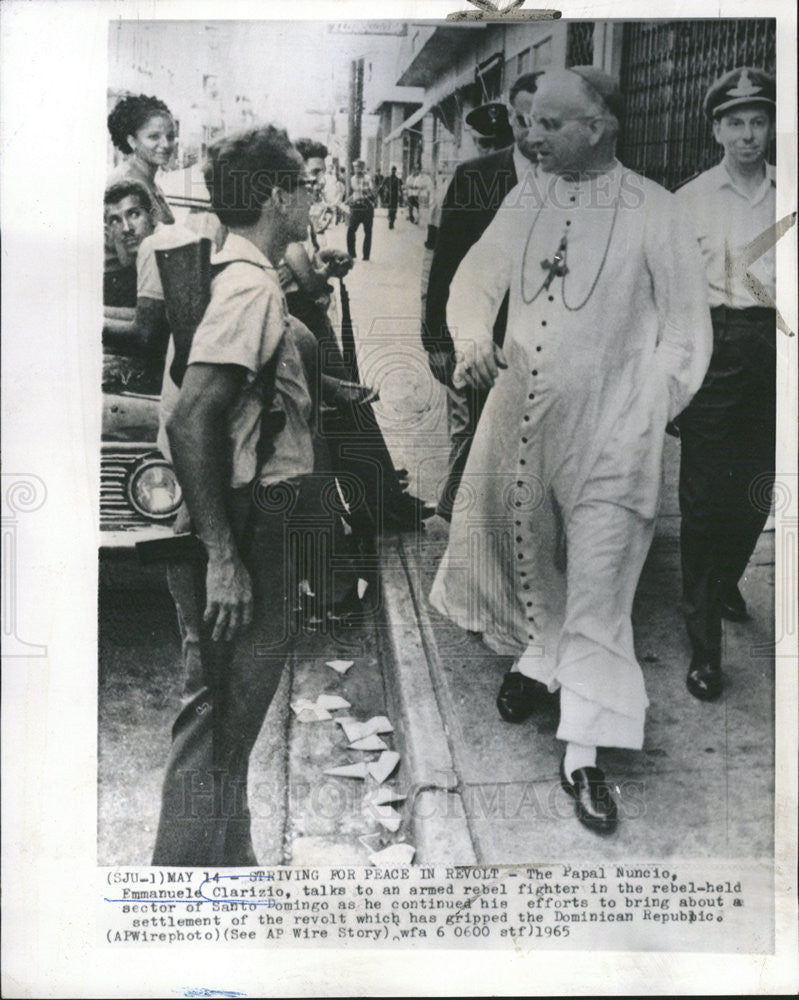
[429,161,712,749]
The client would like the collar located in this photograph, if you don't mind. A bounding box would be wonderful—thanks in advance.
[513,144,536,181]
[545,158,623,190]
[213,231,275,270]
[715,158,775,201]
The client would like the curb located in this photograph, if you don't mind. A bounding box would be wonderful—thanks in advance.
[378,535,477,865]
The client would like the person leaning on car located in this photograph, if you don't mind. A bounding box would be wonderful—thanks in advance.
[102,180,171,393]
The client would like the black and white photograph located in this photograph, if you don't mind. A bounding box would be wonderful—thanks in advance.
[99,12,778,864]
[2,0,797,996]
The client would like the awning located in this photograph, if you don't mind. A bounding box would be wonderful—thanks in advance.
[476,52,504,78]
[382,101,432,144]
[382,61,483,145]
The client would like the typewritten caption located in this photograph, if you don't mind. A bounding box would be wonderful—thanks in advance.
[101,862,773,952]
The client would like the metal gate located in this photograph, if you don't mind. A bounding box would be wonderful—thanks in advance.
[566,21,595,68]
[618,19,776,191]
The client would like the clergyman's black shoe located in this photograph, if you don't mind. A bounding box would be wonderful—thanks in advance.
[720,585,748,622]
[686,657,723,701]
[496,672,541,723]
[559,757,618,834]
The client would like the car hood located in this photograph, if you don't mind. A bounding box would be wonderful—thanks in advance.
[103,392,160,442]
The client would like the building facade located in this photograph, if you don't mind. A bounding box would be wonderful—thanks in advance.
[371,18,775,201]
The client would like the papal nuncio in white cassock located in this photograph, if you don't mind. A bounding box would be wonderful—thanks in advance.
[429,67,713,834]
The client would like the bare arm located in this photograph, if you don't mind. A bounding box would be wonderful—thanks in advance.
[284,241,331,299]
[166,362,253,641]
[102,297,170,357]
[102,306,136,343]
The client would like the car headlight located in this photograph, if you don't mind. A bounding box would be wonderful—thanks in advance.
[126,457,182,521]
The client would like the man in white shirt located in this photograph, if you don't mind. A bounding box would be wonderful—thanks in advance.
[151,125,317,866]
[676,67,777,702]
[346,159,376,260]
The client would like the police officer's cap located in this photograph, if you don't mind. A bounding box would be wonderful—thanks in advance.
[704,67,775,120]
[465,102,511,139]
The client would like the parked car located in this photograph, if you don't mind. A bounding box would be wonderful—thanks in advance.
[100,387,181,555]
[99,182,204,558]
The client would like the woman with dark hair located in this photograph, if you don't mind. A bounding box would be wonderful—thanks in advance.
[105,94,177,308]
[107,93,177,226]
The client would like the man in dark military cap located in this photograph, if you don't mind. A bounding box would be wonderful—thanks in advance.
[465,100,515,154]
[676,67,777,702]
[423,73,542,534]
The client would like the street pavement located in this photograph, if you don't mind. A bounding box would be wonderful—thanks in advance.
[98,208,775,868]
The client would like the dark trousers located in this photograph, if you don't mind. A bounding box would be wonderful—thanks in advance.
[285,290,411,536]
[152,486,299,867]
[387,204,398,229]
[346,206,373,260]
[678,306,776,664]
[437,380,490,521]
[407,196,419,223]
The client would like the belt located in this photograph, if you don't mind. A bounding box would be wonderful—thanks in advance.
[710,305,775,325]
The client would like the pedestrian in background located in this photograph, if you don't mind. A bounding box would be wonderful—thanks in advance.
[676,68,777,703]
[346,158,375,261]
[383,165,402,229]
[405,166,421,223]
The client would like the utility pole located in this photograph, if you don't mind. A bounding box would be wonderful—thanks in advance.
[347,56,364,180]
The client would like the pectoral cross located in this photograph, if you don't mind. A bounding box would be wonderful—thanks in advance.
[540,235,568,290]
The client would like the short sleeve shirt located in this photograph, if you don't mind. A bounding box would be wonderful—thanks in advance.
[151,230,313,488]
[676,159,776,310]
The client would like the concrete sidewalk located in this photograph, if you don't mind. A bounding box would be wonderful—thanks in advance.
[319,215,776,865]
[379,440,775,864]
